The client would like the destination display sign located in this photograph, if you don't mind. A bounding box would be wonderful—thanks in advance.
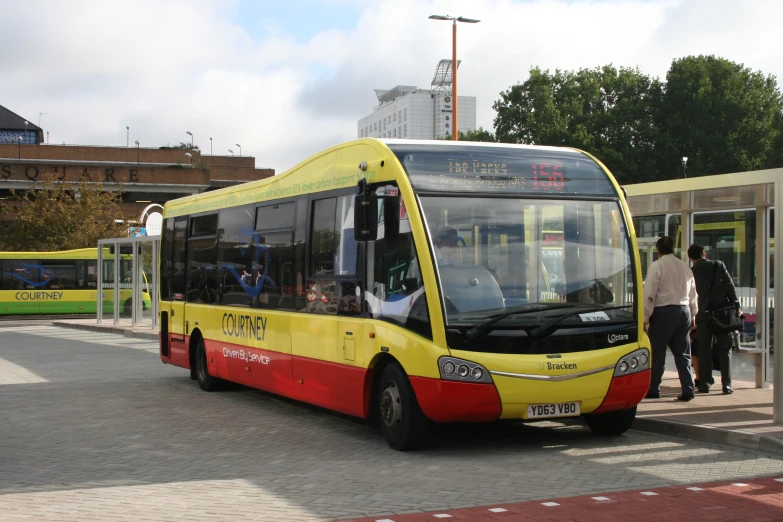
[389,145,616,196]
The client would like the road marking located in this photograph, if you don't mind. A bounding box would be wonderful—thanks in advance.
[489,508,508,512]
[433,515,452,519]
[732,483,749,487]
[640,491,658,496]
[0,357,49,385]
[592,496,610,501]
[542,502,560,507]
[687,487,705,491]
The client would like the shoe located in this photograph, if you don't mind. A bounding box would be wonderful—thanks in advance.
[645,392,660,399]
[676,394,694,402]
[696,387,710,394]
[723,386,734,395]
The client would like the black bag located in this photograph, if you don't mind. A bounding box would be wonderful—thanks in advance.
[706,305,744,334]
[705,261,743,334]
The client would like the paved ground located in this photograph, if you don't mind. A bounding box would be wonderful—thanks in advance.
[2,323,783,521]
[342,476,783,521]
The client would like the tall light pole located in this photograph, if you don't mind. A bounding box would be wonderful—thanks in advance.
[682,156,688,178]
[24,120,29,142]
[186,131,193,149]
[428,14,480,141]
[46,131,49,144]
[17,135,22,160]
[209,137,213,156]
[184,152,192,165]
[228,149,234,156]
[236,143,242,157]
[126,126,129,147]
[135,140,140,164]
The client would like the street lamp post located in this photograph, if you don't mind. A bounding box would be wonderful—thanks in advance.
[126,126,129,147]
[228,149,234,156]
[46,131,49,144]
[184,152,193,165]
[682,156,688,178]
[236,143,242,157]
[429,14,480,141]
[135,140,140,163]
[17,135,22,160]
[210,137,213,156]
[186,131,193,149]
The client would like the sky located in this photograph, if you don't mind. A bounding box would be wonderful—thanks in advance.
[2,0,781,172]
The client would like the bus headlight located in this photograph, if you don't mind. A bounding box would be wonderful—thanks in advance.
[438,356,492,384]
[613,348,650,377]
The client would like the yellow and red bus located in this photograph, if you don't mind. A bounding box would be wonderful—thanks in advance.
[158,139,647,450]
[0,248,151,315]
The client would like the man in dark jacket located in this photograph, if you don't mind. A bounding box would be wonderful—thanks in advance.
[688,244,741,394]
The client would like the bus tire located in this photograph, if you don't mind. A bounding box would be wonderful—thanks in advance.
[377,364,428,451]
[195,337,223,392]
[584,406,637,436]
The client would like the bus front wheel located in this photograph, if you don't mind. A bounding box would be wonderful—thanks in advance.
[377,364,428,451]
[195,337,223,392]
[584,406,637,436]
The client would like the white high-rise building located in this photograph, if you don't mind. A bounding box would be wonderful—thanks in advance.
[357,60,477,140]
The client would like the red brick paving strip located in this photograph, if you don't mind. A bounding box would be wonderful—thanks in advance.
[339,476,783,522]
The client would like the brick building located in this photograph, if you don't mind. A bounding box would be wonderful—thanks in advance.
[0,105,274,223]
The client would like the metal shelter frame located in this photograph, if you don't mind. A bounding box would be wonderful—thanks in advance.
[96,235,159,330]
[624,167,783,423]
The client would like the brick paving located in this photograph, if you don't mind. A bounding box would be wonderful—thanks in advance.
[2,323,783,521]
[340,475,783,521]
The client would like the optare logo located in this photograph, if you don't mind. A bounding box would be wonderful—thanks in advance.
[608,333,630,344]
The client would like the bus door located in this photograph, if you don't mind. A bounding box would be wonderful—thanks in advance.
[168,218,188,365]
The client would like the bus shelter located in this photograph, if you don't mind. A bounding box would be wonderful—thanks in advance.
[96,235,159,330]
[624,167,783,422]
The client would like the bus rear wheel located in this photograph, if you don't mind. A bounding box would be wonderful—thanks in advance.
[195,337,223,392]
[377,364,428,451]
[584,406,637,436]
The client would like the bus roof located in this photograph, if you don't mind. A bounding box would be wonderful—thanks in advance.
[0,248,100,260]
[162,138,610,218]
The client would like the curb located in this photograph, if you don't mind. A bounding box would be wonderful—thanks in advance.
[632,417,783,458]
[52,320,159,341]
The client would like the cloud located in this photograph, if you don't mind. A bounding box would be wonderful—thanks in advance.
[1,0,781,172]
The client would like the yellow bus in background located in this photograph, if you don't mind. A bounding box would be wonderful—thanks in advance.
[0,248,151,315]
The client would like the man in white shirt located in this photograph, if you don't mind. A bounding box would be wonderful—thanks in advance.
[643,236,698,401]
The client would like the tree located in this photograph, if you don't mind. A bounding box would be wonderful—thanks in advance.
[0,173,131,251]
[492,65,662,184]
[492,57,783,183]
[660,55,783,177]
[440,127,497,142]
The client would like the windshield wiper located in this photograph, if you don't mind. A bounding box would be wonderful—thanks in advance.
[463,303,576,342]
[528,305,634,343]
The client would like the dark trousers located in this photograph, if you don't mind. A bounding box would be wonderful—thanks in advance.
[648,305,695,396]
[696,321,732,389]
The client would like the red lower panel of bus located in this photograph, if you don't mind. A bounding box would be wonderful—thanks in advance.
[200,338,368,419]
[591,369,651,414]
[164,336,502,423]
[409,377,502,423]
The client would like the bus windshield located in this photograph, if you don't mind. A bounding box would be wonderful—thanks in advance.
[418,196,635,326]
